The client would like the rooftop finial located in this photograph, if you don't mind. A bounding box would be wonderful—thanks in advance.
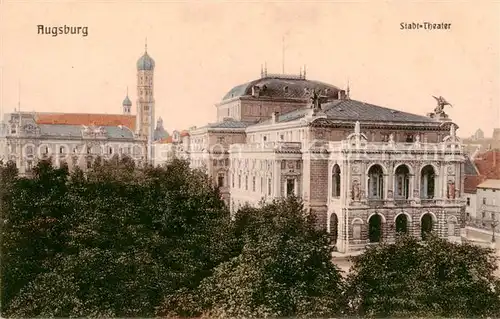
[145,37,148,53]
[264,62,267,77]
[261,64,264,78]
[17,80,21,113]
[282,35,285,74]
[299,66,303,78]
[303,65,307,79]
[126,86,129,96]
[346,78,350,99]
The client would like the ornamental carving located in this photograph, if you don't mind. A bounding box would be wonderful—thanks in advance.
[352,179,361,201]
[447,181,456,199]
[351,164,360,174]
[287,161,294,169]
[447,165,455,175]
[387,190,394,199]
[23,123,39,135]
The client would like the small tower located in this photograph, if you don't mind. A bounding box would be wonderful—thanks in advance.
[122,87,132,114]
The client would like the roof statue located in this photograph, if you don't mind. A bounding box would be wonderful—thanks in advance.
[354,121,360,135]
[432,95,452,114]
[309,89,322,109]
[450,123,456,137]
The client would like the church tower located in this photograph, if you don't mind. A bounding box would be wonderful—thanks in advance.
[122,87,132,114]
[136,41,155,139]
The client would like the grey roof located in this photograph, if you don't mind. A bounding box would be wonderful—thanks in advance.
[321,100,437,123]
[154,128,169,141]
[254,99,439,127]
[38,124,82,137]
[38,124,135,139]
[222,75,342,101]
[200,119,252,129]
[122,95,132,106]
[137,52,155,71]
[464,156,479,175]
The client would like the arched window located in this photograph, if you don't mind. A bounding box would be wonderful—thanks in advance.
[395,214,409,234]
[368,165,384,199]
[395,165,410,199]
[332,164,341,197]
[421,213,434,240]
[368,214,383,242]
[420,165,435,199]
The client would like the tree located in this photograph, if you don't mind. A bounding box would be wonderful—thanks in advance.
[1,158,235,318]
[195,197,346,318]
[346,234,500,318]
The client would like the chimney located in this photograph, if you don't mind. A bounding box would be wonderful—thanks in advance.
[272,111,279,123]
[338,90,347,100]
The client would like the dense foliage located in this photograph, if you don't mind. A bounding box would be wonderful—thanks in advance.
[346,235,500,318]
[1,157,236,317]
[194,198,346,318]
[2,157,500,318]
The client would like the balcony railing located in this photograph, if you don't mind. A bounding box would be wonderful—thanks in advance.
[328,140,464,154]
[230,142,302,152]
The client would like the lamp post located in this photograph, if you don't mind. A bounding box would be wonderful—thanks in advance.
[482,202,498,243]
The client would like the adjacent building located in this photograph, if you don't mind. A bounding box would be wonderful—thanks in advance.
[0,45,167,174]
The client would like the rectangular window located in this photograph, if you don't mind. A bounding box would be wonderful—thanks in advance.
[245,176,248,190]
[286,179,295,197]
[252,176,256,192]
[281,161,286,169]
[232,174,235,188]
[238,175,241,189]
[217,173,224,187]
[260,177,263,192]
[59,146,64,154]
[466,197,470,206]
[483,197,487,205]
[268,178,272,196]
[26,160,32,172]
[87,160,92,169]
[213,159,217,167]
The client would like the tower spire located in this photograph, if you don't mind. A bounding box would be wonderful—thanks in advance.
[303,65,307,79]
[145,37,148,53]
[126,86,129,96]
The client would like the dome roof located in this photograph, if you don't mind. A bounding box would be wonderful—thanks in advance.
[222,74,342,101]
[137,52,155,71]
[122,95,132,106]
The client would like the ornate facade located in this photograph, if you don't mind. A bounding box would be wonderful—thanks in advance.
[168,69,467,253]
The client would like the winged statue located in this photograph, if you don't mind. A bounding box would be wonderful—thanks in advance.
[432,95,452,113]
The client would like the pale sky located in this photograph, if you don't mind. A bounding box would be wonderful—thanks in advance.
[1,1,499,137]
